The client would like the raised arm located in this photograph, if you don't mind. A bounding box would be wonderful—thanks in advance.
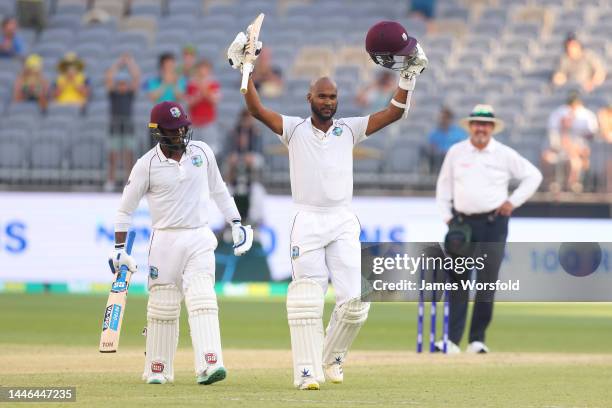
[243,77,282,135]
[227,28,283,135]
[365,84,409,135]
[365,44,428,136]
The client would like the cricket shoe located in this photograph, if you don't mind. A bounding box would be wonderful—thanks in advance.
[433,340,461,354]
[324,357,344,384]
[146,373,168,384]
[466,341,489,354]
[197,366,227,385]
[297,377,320,390]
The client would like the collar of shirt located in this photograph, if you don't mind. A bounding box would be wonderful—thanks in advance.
[155,143,193,164]
[468,138,498,153]
[309,117,339,139]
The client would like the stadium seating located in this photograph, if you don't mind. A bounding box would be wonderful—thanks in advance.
[0,0,610,192]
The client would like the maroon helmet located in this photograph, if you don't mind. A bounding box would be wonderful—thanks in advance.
[365,21,418,70]
[149,101,192,152]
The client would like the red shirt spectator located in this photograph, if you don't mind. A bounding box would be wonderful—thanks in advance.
[186,60,220,127]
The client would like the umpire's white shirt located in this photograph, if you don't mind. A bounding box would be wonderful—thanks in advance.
[436,138,542,222]
[115,141,240,231]
[277,115,369,209]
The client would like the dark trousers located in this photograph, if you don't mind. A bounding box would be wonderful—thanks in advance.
[447,213,508,345]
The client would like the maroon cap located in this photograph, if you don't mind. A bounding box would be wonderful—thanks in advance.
[149,101,191,130]
[365,21,418,57]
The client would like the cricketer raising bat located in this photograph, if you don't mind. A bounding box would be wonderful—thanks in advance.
[99,230,136,353]
[240,12,265,94]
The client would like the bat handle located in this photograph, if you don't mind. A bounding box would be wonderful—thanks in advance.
[240,62,254,94]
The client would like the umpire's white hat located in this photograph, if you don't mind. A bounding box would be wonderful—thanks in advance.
[459,104,505,134]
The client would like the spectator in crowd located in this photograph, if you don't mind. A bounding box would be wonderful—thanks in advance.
[251,48,284,98]
[224,109,264,224]
[53,52,90,107]
[409,0,436,21]
[542,91,599,193]
[12,53,49,112]
[146,52,186,103]
[356,71,397,113]
[104,52,141,192]
[423,106,467,173]
[179,44,198,78]
[552,33,606,93]
[185,59,220,130]
[0,17,25,58]
[598,103,612,143]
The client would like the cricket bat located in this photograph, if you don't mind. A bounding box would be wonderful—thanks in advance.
[99,230,136,353]
[240,13,265,94]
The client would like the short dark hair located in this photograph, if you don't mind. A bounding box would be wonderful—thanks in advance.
[2,16,16,28]
[441,106,454,119]
[564,32,580,48]
[196,59,212,69]
[158,52,175,68]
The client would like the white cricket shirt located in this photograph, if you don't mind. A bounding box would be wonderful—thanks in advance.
[436,138,543,222]
[278,115,370,209]
[115,141,240,231]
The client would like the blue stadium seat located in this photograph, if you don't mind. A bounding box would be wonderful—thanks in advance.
[168,1,201,17]
[0,137,28,183]
[48,13,82,30]
[69,135,106,183]
[130,1,162,17]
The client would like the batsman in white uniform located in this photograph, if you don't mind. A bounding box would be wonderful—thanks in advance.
[227,21,428,389]
[108,101,253,385]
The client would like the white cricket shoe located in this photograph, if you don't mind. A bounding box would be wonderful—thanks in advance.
[146,373,168,384]
[434,340,461,354]
[466,341,490,354]
[324,362,343,384]
[297,377,320,390]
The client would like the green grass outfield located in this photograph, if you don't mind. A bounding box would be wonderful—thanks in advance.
[1,294,611,407]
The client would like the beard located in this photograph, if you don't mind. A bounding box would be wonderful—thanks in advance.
[311,103,337,121]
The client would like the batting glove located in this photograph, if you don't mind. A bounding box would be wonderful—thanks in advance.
[400,43,428,86]
[108,243,137,274]
[231,221,253,256]
[227,31,262,72]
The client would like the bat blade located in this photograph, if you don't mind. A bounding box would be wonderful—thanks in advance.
[240,13,265,94]
[99,230,136,353]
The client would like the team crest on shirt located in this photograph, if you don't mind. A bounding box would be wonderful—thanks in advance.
[149,266,159,280]
[332,126,343,136]
[291,246,300,259]
[192,155,203,167]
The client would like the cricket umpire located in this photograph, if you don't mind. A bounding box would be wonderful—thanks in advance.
[435,105,542,353]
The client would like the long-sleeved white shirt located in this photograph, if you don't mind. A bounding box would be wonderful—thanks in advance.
[436,139,543,222]
[115,141,240,232]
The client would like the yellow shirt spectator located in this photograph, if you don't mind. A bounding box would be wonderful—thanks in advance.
[53,52,90,106]
[55,71,88,105]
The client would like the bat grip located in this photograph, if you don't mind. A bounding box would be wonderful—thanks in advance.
[240,62,254,94]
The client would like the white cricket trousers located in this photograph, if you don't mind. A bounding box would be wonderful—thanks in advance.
[289,206,362,305]
[147,226,218,290]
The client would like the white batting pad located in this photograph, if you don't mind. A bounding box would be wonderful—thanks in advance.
[185,274,223,375]
[142,284,182,382]
[287,278,325,386]
[323,298,370,366]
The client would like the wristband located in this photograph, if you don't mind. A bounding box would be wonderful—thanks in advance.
[399,76,416,91]
[391,99,407,109]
